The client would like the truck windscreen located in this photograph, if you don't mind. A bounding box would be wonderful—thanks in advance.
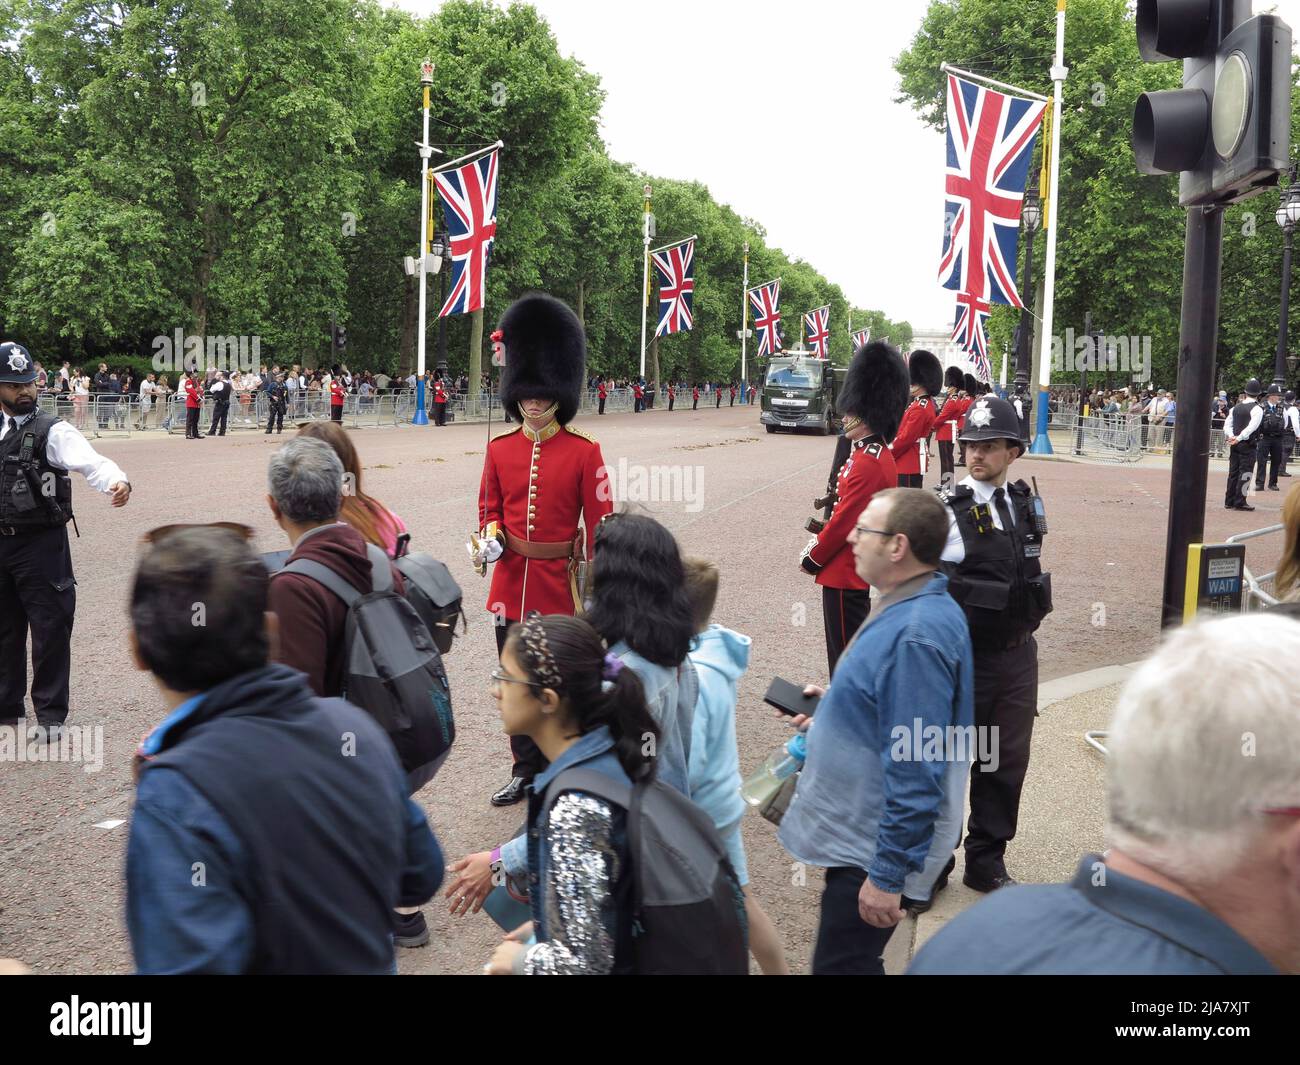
[766,364,823,389]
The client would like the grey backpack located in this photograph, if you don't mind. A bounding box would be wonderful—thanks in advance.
[276,543,453,793]
[539,767,748,975]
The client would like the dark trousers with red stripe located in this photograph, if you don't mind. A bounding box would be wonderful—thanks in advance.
[496,622,547,780]
[897,473,923,488]
[822,586,871,677]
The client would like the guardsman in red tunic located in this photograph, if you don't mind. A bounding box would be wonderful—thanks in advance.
[433,376,448,426]
[183,373,203,439]
[329,378,346,422]
[729,383,736,406]
[935,366,970,487]
[799,342,909,673]
[889,349,944,487]
[667,383,675,411]
[632,380,643,413]
[470,294,612,805]
[692,384,700,410]
[597,378,607,415]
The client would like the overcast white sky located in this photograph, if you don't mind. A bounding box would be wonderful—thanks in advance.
[398,0,1300,333]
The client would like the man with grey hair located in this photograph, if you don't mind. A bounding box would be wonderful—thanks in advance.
[264,437,427,949]
[910,612,1300,974]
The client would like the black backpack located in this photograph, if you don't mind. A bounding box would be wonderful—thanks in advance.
[392,533,466,655]
[538,768,749,975]
[276,543,454,793]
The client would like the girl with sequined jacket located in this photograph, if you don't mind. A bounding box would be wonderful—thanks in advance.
[484,614,660,976]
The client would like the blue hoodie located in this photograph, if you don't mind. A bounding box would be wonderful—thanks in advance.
[687,624,750,831]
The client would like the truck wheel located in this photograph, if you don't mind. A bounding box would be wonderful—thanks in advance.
[765,424,777,434]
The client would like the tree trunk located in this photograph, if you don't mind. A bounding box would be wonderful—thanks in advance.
[398,274,417,379]
[576,279,585,327]
[650,334,660,393]
[469,306,484,405]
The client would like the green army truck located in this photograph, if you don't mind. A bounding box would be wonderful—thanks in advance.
[759,353,846,435]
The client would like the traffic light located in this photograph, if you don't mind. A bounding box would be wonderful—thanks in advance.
[1132,0,1291,206]
[333,325,347,357]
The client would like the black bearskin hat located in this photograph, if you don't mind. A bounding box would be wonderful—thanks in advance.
[908,349,943,396]
[840,341,910,442]
[497,293,586,424]
[963,373,980,396]
[944,365,965,390]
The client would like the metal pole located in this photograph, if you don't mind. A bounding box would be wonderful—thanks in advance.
[413,61,434,426]
[1276,222,1293,393]
[1031,0,1067,455]
[741,241,749,399]
[638,184,651,381]
[1075,310,1089,455]
[1161,206,1223,629]
[939,63,1050,103]
[436,227,448,377]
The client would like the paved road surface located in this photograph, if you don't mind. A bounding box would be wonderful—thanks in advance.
[0,403,1289,973]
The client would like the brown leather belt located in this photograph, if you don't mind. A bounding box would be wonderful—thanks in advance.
[504,530,573,560]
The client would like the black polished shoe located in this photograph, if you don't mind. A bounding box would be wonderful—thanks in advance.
[902,855,956,916]
[391,909,430,948]
[1235,503,1256,511]
[962,868,1019,894]
[490,776,529,807]
[1269,485,1281,491]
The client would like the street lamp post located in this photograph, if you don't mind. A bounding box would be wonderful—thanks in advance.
[413,60,436,426]
[1274,165,1300,395]
[433,228,448,378]
[1015,188,1041,437]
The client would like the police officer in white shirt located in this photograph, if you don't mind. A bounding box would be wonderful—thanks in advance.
[938,395,1052,894]
[1225,379,1264,511]
[0,342,130,739]
[1282,390,1299,478]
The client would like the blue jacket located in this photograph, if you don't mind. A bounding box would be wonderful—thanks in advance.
[127,665,444,974]
[779,572,974,896]
[609,640,693,797]
[687,625,750,831]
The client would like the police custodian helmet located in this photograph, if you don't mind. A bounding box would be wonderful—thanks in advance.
[959,395,1026,451]
[0,341,37,384]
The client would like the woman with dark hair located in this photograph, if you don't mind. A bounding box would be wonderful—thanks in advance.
[482,613,658,975]
[584,511,697,795]
[296,420,408,557]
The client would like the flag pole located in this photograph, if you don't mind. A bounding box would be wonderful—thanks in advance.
[649,234,698,256]
[1030,0,1067,454]
[638,184,651,380]
[429,140,504,176]
[939,63,1050,103]
[413,60,435,426]
[741,241,749,399]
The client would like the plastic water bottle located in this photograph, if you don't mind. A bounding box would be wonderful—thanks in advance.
[740,732,807,807]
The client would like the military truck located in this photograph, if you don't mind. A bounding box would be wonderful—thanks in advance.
[759,352,846,435]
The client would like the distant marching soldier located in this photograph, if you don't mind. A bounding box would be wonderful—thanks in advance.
[1225,379,1263,512]
[939,395,1053,894]
[800,342,908,673]
[469,295,613,806]
[0,342,131,739]
[935,366,969,486]
[889,349,943,487]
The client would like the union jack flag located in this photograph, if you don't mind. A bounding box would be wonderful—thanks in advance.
[747,280,782,357]
[852,328,871,350]
[952,291,993,381]
[653,239,695,336]
[938,75,1045,310]
[434,148,499,317]
[803,305,830,357]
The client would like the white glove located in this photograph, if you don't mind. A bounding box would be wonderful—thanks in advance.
[467,536,504,567]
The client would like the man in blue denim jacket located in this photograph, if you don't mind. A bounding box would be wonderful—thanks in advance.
[780,488,974,975]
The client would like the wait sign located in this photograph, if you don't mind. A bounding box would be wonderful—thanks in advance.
[1182,543,1247,621]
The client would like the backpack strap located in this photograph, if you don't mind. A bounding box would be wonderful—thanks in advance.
[539,767,631,818]
[276,540,392,604]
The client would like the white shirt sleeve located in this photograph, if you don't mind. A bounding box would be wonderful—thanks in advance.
[46,421,128,493]
[1287,407,1300,435]
[940,506,965,564]
[1236,405,1264,443]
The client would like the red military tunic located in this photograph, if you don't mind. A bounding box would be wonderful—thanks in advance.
[434,379,447,403]
[184,379,201,408]
[890,396,939,476]
[478,421,612,620]
[330,380,346,407]
[800,437,897,590]
[934,394,970,443]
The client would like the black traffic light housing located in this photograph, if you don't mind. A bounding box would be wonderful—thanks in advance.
[1132,0,1291,206]
[333,325,347,356]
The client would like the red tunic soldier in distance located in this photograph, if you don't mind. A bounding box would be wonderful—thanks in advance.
[799,341,909,674]
[935,365,971,485]
[889,349,944,487]
[469,293,612,805]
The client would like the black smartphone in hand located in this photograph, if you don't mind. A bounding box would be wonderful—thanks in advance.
[763,677,820,717]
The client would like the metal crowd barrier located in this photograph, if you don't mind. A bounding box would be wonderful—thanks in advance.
[1225,524,1285,612]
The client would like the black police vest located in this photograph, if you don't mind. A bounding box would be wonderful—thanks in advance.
[1229,401,1257,442]
[0,411,74,528]
[1259,403,1286,437]
[942,479,1052,647]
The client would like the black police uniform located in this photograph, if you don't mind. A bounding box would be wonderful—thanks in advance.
[940,396,1052,889]
[206,378,231,436]
[0,410,80,729]
[1225,391,1261,509]
[265,379,287,434]
[1254,397,1288,491]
